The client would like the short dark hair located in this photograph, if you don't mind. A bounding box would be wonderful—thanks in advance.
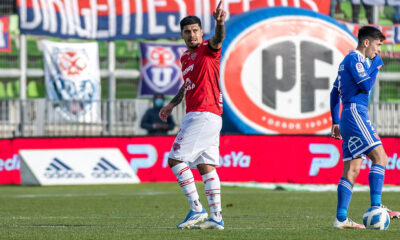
[357,26,385,46]
[180,16,202,31]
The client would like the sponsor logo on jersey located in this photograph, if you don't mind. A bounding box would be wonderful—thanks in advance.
[91,157,132,178]
[220,8,357,134]
[44,158,84,179]
[356,62,365,72]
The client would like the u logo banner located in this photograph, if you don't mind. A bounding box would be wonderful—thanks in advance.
[221,7,357,134]
[138,42,185,97]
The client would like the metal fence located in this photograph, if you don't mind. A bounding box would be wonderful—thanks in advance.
[0,99,185,138]
[0,99,399,138]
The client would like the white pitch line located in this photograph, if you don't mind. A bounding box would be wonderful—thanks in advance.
[0,191,179,198]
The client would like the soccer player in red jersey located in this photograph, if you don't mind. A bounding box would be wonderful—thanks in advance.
[159,0,226,230]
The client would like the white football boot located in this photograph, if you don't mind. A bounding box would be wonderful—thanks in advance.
[177,208,208,229]
[333,218,365,229]
[191,218,224,230]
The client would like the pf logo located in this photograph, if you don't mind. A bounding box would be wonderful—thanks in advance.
[142,44,182,93]
[221,8,357,134]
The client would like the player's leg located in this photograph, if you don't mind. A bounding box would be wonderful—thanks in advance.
[334,157,365,229]
[367,146,400,219]
[169,158,207,228]
[190,112,224,230]
[194,164,224,230]
[168,113,209,228]
[367,146,387,207]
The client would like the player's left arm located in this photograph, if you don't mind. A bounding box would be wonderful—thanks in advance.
[368,55,384,87]
[210,0,226,50]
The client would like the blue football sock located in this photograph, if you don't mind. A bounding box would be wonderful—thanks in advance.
[337,177,353,222]
[369,164,385,207]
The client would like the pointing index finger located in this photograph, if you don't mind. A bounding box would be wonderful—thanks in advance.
[217,0,223,10]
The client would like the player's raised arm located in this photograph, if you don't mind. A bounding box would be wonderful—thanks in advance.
[159,86,185,122]
[210,0,226,50]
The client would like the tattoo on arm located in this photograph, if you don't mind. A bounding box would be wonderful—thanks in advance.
[170,86,185,106]
[211,24,225,47]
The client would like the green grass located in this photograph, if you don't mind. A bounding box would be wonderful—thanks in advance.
[0,183,399,239]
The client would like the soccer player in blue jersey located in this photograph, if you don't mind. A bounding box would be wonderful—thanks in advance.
[330,26,400,229]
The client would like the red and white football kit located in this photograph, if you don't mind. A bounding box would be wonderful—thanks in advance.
[169,40,223,168]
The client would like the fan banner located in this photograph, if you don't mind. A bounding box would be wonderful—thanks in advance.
[138,42,185,97]
[17,0,329,40]
[339,20,400,45]
[0,16,11,53]
[42,40,101,123]
[1,135,400,185]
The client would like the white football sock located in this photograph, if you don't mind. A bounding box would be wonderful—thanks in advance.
[202,169,222,221]
[171,162,202,212]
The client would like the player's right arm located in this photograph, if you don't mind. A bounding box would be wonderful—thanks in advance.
[349,56,372,93]
[330,77,342,140]
[159,86,185,122]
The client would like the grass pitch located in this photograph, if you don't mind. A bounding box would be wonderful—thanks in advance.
[0,183,399,239]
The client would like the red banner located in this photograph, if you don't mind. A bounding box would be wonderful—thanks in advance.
[0,16,11,53]
[1,135,400,185]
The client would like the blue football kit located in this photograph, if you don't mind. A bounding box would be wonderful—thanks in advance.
[330,50,386,223]
[330,50,383,161]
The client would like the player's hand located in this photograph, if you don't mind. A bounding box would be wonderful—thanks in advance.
[331,124,342,140]
[213,0,226,25]
[159,103,174,122]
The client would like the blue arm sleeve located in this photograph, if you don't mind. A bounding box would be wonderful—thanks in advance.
[330,83,340,124]
[349,57,371,93]
[368,55,384,74]
[368,55,384,87]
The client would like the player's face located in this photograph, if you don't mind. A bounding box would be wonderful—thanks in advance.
[181,24,203,50]
[366,39,383,59]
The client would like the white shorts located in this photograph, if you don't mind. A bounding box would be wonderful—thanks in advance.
[168,111,222,168]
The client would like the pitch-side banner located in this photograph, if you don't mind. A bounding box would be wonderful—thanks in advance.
[0,16,11,53]
[1,135,400,185]
[43,40,101,122]
[138,42,185,97]
[19,149,140,185]
[18,0,330,40]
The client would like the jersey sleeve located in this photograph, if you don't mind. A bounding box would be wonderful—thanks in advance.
[368,56,384,87]
[330,77,340,124]
[349,56,371,92]
[204,40,221,57]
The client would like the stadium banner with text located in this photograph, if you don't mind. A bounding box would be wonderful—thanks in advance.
[221,7,357,135]
[17,0,329,40]
[19,149,139,185]
[138,42,185,97]
[1,135,400,185]
[0,16,11,53]
[340,21,400,45]
[43,40,101,123]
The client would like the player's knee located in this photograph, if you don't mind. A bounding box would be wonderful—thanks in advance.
[343,167,360,183]
[368,146,388,166]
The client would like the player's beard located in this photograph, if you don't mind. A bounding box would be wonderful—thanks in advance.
[188,42,200,51]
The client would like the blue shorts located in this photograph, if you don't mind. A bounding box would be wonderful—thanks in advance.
[340,103,381,161]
